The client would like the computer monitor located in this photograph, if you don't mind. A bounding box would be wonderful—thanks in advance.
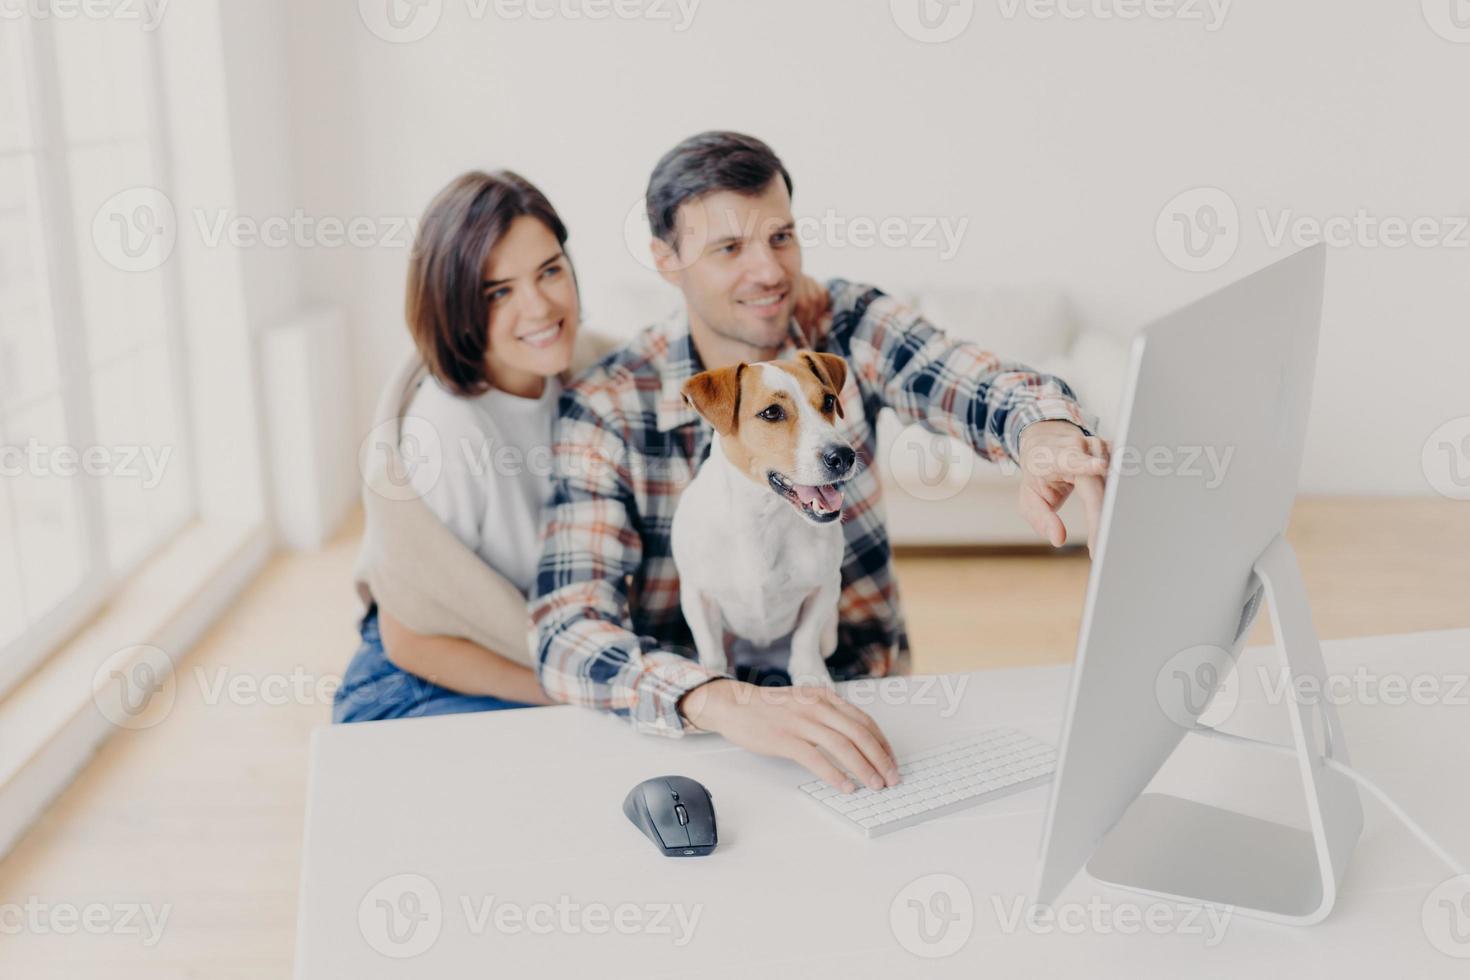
[1033,244,1364,925]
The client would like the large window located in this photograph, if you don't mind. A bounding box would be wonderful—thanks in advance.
[0,11,192,694]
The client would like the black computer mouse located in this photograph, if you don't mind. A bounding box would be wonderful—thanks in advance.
[622,775,718,856]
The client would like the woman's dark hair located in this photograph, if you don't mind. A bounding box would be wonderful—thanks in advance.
[405,170,570,397]
[644,131,793,248]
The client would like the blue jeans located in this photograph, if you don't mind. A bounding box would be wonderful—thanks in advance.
[332,606,538,723]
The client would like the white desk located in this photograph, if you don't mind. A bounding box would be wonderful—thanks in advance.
[295,629,1470,978]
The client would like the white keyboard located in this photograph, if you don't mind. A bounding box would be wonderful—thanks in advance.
[797,727,1057,837]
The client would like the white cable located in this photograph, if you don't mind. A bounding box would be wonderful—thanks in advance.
[1190,723,1467,878]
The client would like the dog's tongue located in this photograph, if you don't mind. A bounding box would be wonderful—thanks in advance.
[795,484,844,510]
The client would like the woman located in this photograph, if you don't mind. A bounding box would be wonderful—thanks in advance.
[334,170,578,722]
[334,170,829,723]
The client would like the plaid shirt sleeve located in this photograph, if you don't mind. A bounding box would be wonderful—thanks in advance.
[826,280,1097,461]
[528,386,727,737]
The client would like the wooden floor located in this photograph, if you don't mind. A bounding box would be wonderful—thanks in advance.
[904,496,1470,673]
[0,497,1464,976]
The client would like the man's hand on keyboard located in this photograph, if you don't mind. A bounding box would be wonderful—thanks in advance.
[798,728,1058,837]
[678,680,900,793]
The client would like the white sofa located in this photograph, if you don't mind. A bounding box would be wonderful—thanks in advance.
[595,281,1133,548]
[872,284,1131,547]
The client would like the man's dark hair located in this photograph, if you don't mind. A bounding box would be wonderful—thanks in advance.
[645,131,794,247]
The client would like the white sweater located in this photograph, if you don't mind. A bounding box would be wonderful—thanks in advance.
[403,375,561,596]
[352,331,617,664]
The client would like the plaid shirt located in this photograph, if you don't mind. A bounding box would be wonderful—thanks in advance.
[530,279,1094,736]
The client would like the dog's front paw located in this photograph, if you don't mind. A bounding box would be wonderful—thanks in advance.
[699,652,730,676]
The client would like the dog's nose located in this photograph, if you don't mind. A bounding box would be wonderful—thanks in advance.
[822,445,856,475]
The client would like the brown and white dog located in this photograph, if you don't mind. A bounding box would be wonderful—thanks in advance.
[671,352,856,688]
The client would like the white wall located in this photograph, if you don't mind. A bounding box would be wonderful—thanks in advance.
[274,0,1470,495]
[214,0,304,333]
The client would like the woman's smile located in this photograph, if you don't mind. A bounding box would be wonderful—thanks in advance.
[517,319,564,348]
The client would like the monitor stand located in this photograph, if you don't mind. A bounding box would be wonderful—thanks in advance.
[1084,534,1364,925]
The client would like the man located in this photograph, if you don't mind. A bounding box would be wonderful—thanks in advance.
[530,131,1107,792]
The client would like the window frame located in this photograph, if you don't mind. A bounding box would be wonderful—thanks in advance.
[0,10,198,699]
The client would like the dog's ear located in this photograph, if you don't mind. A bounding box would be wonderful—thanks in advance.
[804,352,848,418]
[681,363,746,436]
